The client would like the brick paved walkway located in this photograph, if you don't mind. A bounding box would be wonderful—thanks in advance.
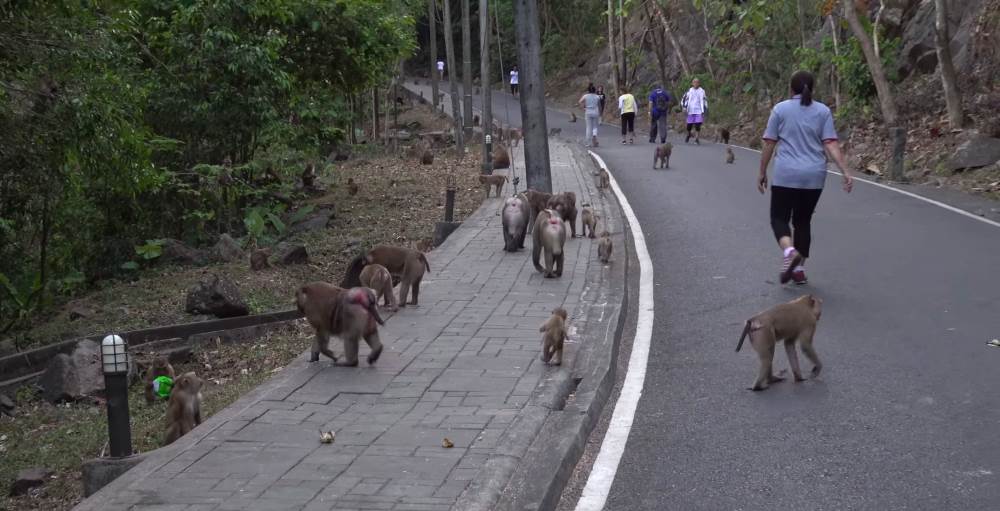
[76,138,616,511]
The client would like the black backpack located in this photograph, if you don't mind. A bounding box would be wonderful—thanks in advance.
[655,90,669,112]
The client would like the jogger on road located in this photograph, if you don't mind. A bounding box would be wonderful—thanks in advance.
[618,87,637,144]
[579,85,602,147]
[758,70,854,285]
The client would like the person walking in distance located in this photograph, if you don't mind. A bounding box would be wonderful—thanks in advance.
[509,65,519,97]
[648,85,672,144]
[759,70,854,285]
[618,86,637,144]
[596,85,607,124]
[437,59,445,80]
[681,78,708,144]
[578,85,602,147]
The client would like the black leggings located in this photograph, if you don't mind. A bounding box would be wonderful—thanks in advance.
[620,112,635,136]
[770,186,823,258]
[686,123,702,133]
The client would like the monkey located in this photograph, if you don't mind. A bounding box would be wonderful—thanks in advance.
[296,282,385,365]
[250,248,271,271]
[341,245,430,307]
[473,114,480,126]
[539,307,568,365]
[718,127,731,144]
[421,149,434,165]
[581,207,599,239]
[549,127,562,137]
[479,173,509,197]
[736,294,823,391]
[359,263,397,311]
[597,231,612,264]
[302,163,317,188]
[493,145,511,170]
[144,356,175,404]
[502,194,531,252]
[570,112,577,123]
[347,177,359,196]
[546,192,578,238]
[164,372,203,445]
[508,128,522,147]
[726,147,735,164]
[598,168,611,189]
[654,142,673,169]
[532,209,567,278]
[523,189,552,234]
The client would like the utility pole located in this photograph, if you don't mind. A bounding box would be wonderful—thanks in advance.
[462,0,474,137]
[443,0,465,152]
[513,0,551,192]
[429,0,440,109]
[479,0,492,174]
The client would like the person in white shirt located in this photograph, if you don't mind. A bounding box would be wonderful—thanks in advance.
[681,78,708,144]
[437,60,445,80]
[509,66,519,96]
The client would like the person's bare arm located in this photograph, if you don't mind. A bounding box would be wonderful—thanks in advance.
[824,140,853,193]
[758,139,777,194]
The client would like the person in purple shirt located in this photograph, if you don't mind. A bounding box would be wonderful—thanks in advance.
[758,71,854,285]
[648,86,672,144]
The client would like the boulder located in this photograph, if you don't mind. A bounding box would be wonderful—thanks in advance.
[948,134,1000,172]
[0,393,14,415]
[250,248,271,271]
[286,208,335,236]
[184,273,249,318]
[9,467,52,496]
[275,243,309,266]
[67,303,95,321]
[38,340,107,402]
[69,340,105,397]
[213,234,243,263]
[39,354,77,402]
[159,238,207,265]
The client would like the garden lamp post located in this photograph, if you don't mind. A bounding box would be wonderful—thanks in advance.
[445,175,456,222]
[101,334,133,458]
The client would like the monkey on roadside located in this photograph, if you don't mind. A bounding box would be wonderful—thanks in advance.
[532,209,567,278]
[144,356,175,404]
[359,264,397,311]
[164,372,203,445]
[347,177,359,196]
[502,194,531,251]
[302,163,317,188]
[549,127,562,137]
[726,147,735,164]
[341,245,430,307]
[479,174,509,197]
[736,294,823,391]
[654,143,673,169]
[539,307,568,365]
[421,149,434,165]
[598,168,610,189]
[570,112,577,123]
[597,231,612,264]
[493,145,511,170]
[508,128,522,147]
[718,127,731,144]
[523,189,552,234]
[546,192,578,238]
[474,114,480,126]
[581,208,599,238]
[296,282,385,365]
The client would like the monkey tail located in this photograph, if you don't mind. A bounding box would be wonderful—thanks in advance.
[736,320,752,352]
[419,253,430,273]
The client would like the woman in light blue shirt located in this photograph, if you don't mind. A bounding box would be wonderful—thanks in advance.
[758,71,854,285]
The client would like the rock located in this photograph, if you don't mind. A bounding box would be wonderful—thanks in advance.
[250,248,271,271]
[67,304,95,321]
[159,238,207,265]
[286,208,335,236]
[10,467,52,496]
[184,273,249,318]
[948,134,1000,172]
[82,453,148,497]
[275,243,309,266]
[898,0,980,77]
[0,393,14,415]
[213,234,243,263]
[39,354,77,402]
[39,340,107,402]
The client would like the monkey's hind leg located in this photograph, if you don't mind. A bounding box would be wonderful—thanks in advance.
[800,336,822,377]
[784,339,806,382]
[364,330,383,365]
[410,276,422,305]
[554,253,564,277]
[750,334,782,391]
[397,277,412,308]
[544,250,555,278]
[311,333,337,363]
[335,335,360,367]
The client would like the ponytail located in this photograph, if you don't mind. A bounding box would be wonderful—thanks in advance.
[790,70,815,106]
[801,83,813,106]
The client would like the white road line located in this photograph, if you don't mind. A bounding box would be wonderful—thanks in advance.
[575,152,655,511]
[729,143,1000,230]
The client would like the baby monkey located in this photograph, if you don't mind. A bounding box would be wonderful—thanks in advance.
[540,307,568,365]
[726,147,735,164]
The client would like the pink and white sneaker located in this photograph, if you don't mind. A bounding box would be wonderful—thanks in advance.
[792,269,807,285]
[779,249,803,284]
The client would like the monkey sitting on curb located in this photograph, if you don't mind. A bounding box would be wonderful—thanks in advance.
[540,307,568,365]
[736,294,823,391]
[598,168,610,189]
[164,372,203,445]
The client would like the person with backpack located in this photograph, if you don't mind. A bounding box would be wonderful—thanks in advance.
[681,78,708,144]
[648,85,672,144]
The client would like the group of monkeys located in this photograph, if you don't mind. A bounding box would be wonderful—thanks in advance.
[652,127,736,170]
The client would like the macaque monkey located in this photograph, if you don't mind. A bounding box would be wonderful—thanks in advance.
[653,143,673,169]
[250,248,271,271]
[549,127,562,137]
[359,264,397,311]
[508,128,522,147]
[502,194,531,252]
[598,168,611,189]
[493,145,511,170]
[341,245,430,307]
[296,282,385,365]
[347,177,359,196]
[479,174,509,197]
[581,208,599,238]
[726,147,735,164]
[302,163,317,188]
[523,189,552,234]
[164,372,203,445]
[736,294,823,391]
[597,231,612,264]
[144,356,175,404]
[546,192,578,238]
[473,114,480,126]
[718,127,731,145]
[421,149,434,165]
[532,209,567,278]
[570,112,577,123]
[218,157,233,186]
[539,307,568,365]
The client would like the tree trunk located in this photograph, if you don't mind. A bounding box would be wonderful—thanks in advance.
[934,0,964,129]
[645,2,669,90]
[429,0,440,109]
[461,0,474,136]
[443,0,465,151]
[619,0,626,88]
[842,0,898,126]
[372,88,379,141]
[513,0,552,192]
[828,14,842,111]
[479,0,493,174]
[607,0,620,97]
[797,0,807,48]
[650,1,691,77]
[701,0,716,80]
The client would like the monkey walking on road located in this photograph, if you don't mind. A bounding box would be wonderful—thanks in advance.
[726,147,735,164]
[736,295,823,391]
[540,308,568,365]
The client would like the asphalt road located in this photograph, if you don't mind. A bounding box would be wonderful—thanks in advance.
[408,80,1000,510]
